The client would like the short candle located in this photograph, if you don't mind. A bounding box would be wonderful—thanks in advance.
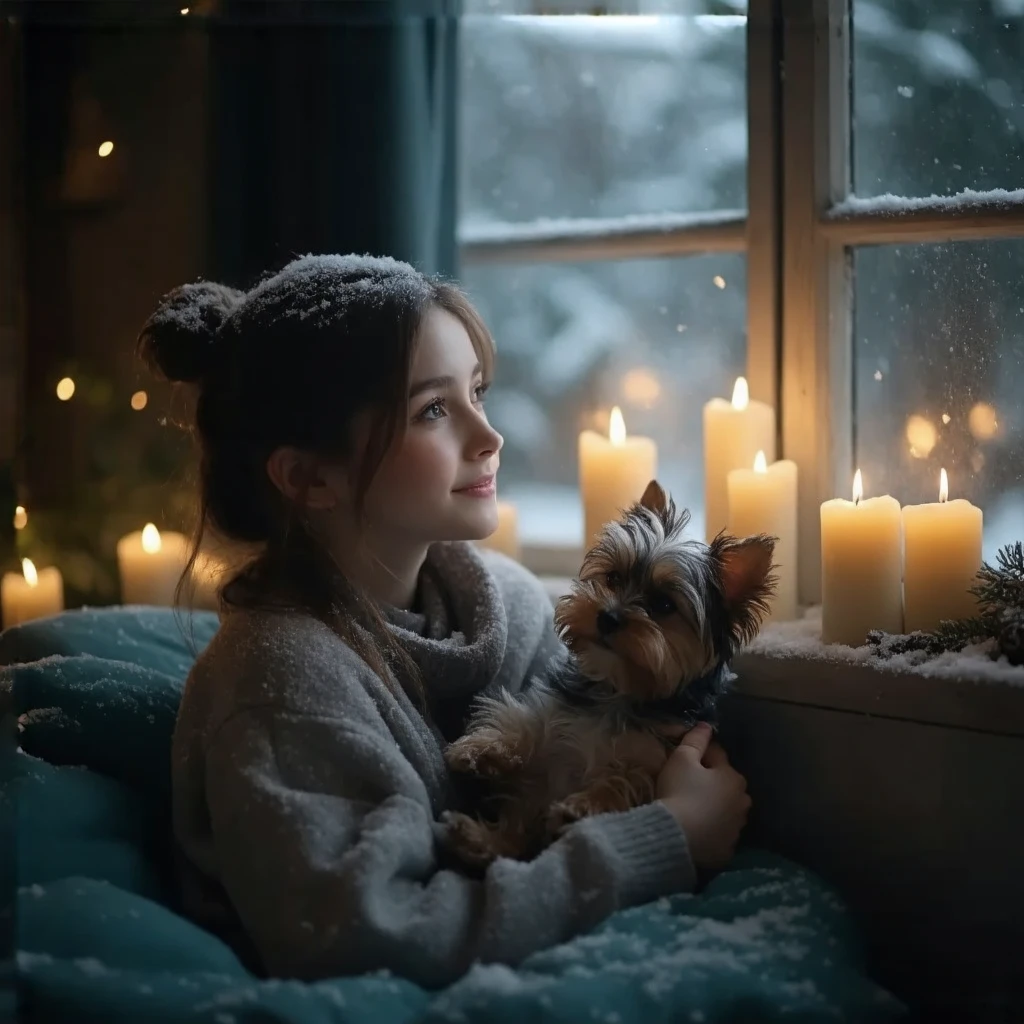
[902,468,983,633]
[117,523,190,607]
[1,558,65,627]
[820,470,903,646]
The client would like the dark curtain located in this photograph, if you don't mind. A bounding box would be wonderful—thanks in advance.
[209,0,460,287]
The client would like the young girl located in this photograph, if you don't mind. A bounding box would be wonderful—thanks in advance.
[139,253,751,988]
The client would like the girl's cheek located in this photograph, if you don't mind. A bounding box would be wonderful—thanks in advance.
[386,430,454,492]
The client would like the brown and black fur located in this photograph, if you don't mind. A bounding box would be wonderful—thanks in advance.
[442,480,778,868]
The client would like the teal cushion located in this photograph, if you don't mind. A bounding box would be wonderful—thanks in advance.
[0,605,219,678]
[10,654,182,798]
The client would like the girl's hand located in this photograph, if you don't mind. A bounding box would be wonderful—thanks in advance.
[655,723,752,872]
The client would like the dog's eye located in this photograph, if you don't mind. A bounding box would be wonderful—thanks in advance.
[605,571,624,588]
[647,592,676,616]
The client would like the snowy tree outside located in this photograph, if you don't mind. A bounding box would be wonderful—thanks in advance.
[458,0,1024,558]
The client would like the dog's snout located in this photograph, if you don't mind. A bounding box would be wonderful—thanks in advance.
[596,609,623,636]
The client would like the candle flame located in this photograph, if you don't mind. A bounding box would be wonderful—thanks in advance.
[609,406,627,446]
[852,469,863,505]
[753,450,768,473]
[939,468,949,503]
[22,558,38,587]
[141,523,162,554]
[13,505,27,530]
[731,377,749,411]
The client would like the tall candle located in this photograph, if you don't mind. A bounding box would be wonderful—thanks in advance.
[727,451,798,621]
[902,468,982,633]
[117,523,189,606]
[703,377,776,543]
[579,407,658,549]
[820,470,903,646]
[477,500,520,561]
[1,558,64,627]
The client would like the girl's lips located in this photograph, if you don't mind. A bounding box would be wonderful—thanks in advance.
[454,476,496,498]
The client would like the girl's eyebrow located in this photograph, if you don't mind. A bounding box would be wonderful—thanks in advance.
[408,362,482,399]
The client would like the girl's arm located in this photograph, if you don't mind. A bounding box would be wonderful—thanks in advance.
[202,704,694,987]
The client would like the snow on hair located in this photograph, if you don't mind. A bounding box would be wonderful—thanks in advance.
[137,281,246,384]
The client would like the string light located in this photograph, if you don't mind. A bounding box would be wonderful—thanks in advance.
[131,390,148,411]
[98,141,114,158]
[56,377,75,401]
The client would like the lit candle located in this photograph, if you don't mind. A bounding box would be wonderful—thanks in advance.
[820,470,903,646]
[902,469,983,633]
[703,377,776,543]
[116,523,190,606]
[1,558,65,627]
[477,500,520,561]
[726,451,799,621]
[579,407,658,549]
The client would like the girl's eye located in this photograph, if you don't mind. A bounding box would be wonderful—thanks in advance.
[647,592,676,616]
[419,398,446,422]
[474,382,491,404]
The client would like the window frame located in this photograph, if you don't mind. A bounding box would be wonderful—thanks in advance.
[459,0,1024,602]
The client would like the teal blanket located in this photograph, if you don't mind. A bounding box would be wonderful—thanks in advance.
[2,608,906,1024]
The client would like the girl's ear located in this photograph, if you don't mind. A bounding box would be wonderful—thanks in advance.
[265,447,341,511]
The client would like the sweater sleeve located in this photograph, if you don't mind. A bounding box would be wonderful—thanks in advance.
[204,704,695,987]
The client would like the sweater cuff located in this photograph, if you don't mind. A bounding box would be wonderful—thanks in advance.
[578,800,697,907]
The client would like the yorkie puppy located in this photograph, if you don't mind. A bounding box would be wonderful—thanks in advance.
[443,479,776,868]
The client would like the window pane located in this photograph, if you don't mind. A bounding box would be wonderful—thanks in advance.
[462,254,747,545]
[853,241,1024,558]
[852,2,1024,196]
[460,4,747,227]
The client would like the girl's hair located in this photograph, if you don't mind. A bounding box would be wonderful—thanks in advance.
[137,254,495,708]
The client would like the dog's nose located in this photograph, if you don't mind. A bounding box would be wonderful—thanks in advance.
[596,609,623,636]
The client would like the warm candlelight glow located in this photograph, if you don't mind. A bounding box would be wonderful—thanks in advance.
[939,468,949,504]
[98,141,114,158]
[13,505,27,530]
[141,523,162,554]
[968,402,998,440]
[22,558,38,587]
[753,450,768,473]
[905,414,937,458]
[56,377,75,401]
[622,368,661,408]
[852,469,863,505]
[131,390,148,411]
[609,406,626,446]
[731,377,749,411]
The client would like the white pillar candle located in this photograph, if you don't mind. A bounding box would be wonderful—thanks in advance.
[579,407,658,550]
[1,558,64,627]
[727,451,799,622]
[116,523,190,606]
[820,470,903,646]
[703,377,776,543]
[902,468,983,633]
[477,500,520,561]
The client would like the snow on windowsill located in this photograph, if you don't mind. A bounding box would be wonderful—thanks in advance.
[458,209,746,247]
[732,608,1024,737]
[829,187,1024,219]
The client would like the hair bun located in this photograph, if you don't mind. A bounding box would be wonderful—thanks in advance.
[137,281,245,383]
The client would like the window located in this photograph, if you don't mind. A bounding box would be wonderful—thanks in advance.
[460,0,1024,595]
[459,1,753,561]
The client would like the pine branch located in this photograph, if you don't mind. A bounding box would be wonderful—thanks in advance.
[971,540,1024,612]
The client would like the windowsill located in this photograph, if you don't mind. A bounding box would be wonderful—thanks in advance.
[537,576,1024,738]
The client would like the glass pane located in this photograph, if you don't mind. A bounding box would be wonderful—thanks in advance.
[460,3,748,227]
[461,253,747,545]
[853,1,1024,196]
[853,241,1024,559]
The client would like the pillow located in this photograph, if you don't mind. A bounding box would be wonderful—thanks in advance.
[0,606,219,678]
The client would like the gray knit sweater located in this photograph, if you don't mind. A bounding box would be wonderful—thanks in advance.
[171,541,695,987]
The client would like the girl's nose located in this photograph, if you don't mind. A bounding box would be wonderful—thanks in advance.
[472,415,503,460]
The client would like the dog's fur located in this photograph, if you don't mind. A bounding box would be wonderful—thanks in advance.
[442,480,777,868]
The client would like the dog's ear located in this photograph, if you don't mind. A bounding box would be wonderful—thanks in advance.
[713,534,778,644]
[640,479,667,515]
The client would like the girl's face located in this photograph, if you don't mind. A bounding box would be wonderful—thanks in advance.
[353,306,503,549]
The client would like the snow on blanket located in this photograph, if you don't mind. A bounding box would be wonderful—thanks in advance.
[16,852,905,1024]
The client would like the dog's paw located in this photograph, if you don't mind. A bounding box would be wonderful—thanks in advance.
[545,792,595,835]
[441,811,500,869]
[445,730,523,778]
